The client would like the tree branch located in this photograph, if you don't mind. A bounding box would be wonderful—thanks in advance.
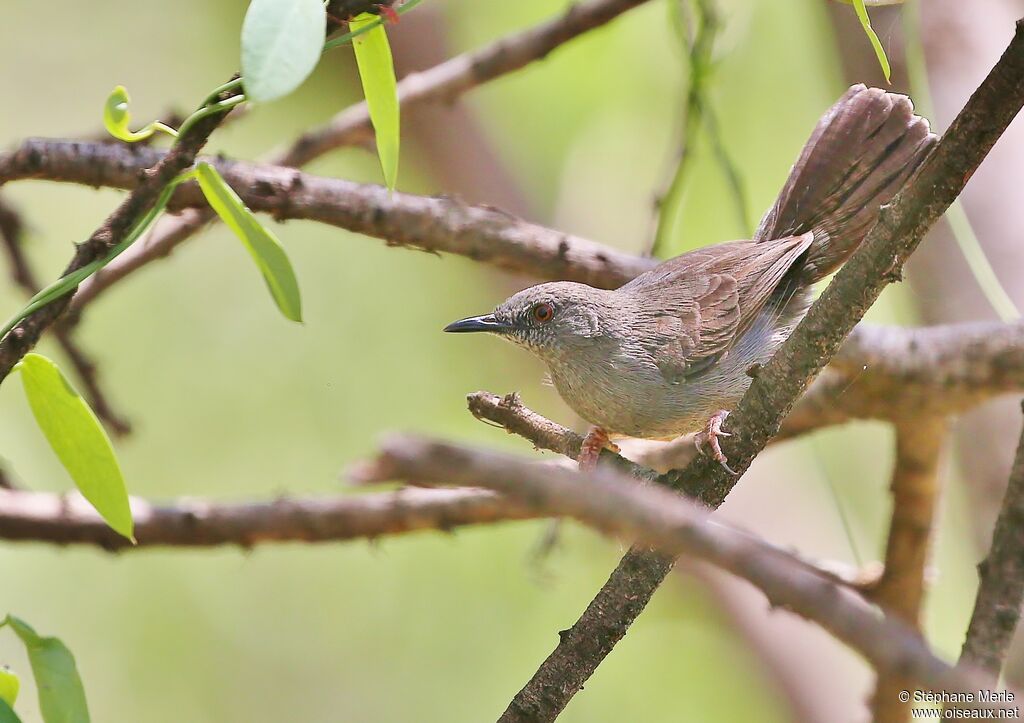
[66,0,657,311]
[0,487,534,550]
[0,140,653,305]
[0,195,131,433]
[869,417,948,722]
[960,402,1024,682]
[0,82,239,383]
[355,434,1017,715]
[468,318,1024,473]
[481,22,1024,719]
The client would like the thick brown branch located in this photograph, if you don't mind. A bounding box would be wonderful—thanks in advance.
[0,487,534,549]
[869,417,948,722]
[356,434,1016,714]
[0,141,652,307]
[960,403,1024,682]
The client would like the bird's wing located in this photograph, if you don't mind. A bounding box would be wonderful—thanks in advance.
[624,234,814,383]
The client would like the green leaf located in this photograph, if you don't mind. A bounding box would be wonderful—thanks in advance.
[102,86,176,143]
[241,0,326,102]
[194,163,303,321]
[3,617,89,723]
[0,699,22,723]
[850,0,891,82]
[0,668,19,708]
[322,0,425,52]
[350,13,400,190]
[17,354,133,540]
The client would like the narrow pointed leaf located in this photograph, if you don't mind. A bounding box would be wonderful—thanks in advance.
[4,617,89,723]
[194,163,302,321]
[350,13,400,190]
[0,700,22,723]
[241,0,326,102]
[0,668,19,708]
[851,0,891,82]
[17,354,133,539]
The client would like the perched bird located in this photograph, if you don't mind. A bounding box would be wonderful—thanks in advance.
[445,85,936,471]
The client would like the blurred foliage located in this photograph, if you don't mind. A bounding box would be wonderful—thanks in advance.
[0,0,977,720]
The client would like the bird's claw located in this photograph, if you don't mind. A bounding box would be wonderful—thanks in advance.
[694,410,737,475]
[579,426,618,472]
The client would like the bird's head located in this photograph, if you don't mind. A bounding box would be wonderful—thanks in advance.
[444,281,617,362]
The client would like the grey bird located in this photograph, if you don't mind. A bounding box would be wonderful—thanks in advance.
[445,85,936,471]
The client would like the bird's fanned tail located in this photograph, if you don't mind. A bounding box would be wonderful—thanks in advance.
[755,84,937,284]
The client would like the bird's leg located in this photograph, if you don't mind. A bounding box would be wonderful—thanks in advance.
[694,410,736,475]
[578,426,619,472]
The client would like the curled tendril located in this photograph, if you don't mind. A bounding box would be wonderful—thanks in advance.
[102,85,178,142]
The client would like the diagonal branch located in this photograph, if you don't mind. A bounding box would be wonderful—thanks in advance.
[355,434,1017,715]
[0,195,131,434]
[960,402,1024,683]
[0,82,240,383]
[488,21,1024,720]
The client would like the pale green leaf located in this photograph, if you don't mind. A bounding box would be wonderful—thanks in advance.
[17,354,133,540]
[3,617,89,723]
[851,0,891,82]
[0,668,19,708]
[350,13,400,190]
[194,163,303,321]
[241,0,326,102]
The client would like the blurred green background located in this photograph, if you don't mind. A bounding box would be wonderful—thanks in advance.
[0,1,984,720]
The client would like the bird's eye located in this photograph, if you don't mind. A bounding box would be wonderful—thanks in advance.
[532,302,554,323]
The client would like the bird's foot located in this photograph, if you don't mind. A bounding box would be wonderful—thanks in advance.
[578,426,619,472]
[694,410,736,475]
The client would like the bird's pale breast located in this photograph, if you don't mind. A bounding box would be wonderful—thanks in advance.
[548,306,797,440]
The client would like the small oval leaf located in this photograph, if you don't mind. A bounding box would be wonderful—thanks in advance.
[350,13,400,190]
[194,164,302,322]
[18,354,133,539]
[4,616,89,723]
[0,668,19,707]
[241,0,326,102]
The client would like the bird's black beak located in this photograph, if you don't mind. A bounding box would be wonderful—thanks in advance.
[443,313,512,334]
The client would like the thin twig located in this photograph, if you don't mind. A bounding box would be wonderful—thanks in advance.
[651,0,752,256]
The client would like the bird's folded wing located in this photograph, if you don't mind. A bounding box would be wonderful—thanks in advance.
[628,234,814,383]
